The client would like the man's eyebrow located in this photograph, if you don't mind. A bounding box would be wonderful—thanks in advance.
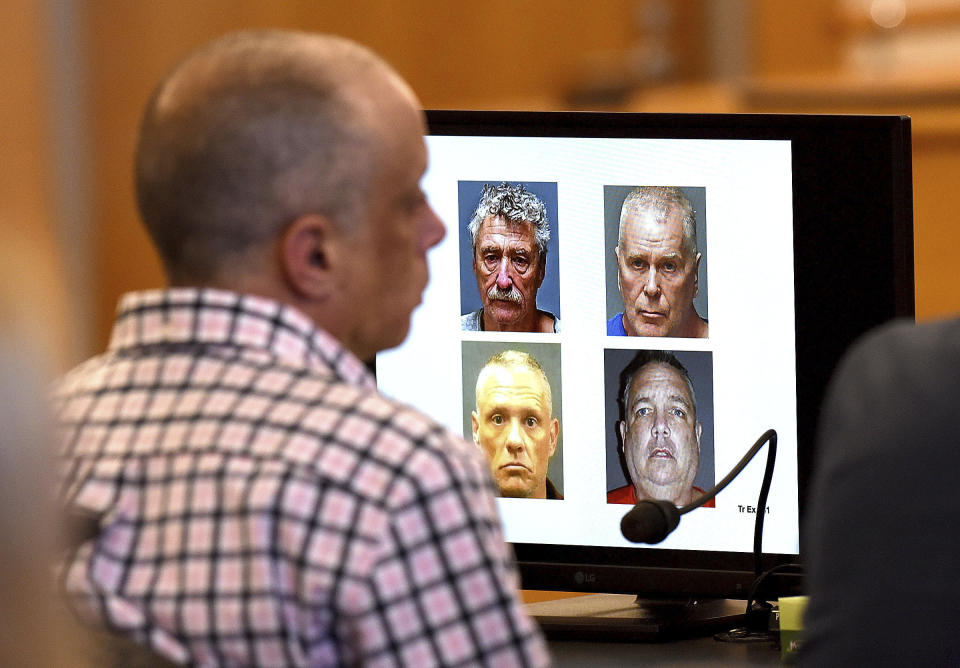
[629,393,692,409]
[624,250,661,264]
[481,400,529,416]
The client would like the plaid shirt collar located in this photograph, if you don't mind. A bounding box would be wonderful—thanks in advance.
[107,288,376,390]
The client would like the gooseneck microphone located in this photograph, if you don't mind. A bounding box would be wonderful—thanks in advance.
[621,429,778,550]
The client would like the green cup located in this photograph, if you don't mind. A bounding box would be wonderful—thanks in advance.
[778,595,809,663]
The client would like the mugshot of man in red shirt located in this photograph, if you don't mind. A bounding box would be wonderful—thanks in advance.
[608,350,713,507]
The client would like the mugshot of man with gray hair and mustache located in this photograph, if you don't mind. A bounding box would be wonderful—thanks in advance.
[462,182,560,333]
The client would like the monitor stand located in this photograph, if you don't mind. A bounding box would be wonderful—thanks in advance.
[526,594,745,642]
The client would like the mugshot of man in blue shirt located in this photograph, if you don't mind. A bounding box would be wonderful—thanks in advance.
[608,186,708,339]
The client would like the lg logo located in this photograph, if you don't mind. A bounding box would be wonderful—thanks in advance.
[573,571,596,585]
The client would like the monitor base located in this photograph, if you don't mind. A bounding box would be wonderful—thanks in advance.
[527,593,745,642]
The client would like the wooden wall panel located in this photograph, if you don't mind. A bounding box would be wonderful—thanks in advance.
[82,0,643,348]
[747,0,843,75]
[80,0,960,350]
[0,0,73,370]
[912,140,960,320]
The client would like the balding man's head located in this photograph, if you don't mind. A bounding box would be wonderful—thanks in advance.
[133,30,445,362]
[135,30,406,283]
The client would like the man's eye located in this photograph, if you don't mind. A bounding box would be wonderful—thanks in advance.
[492,415,503,425]
[636,407,652,418]
[631,259,647,270]
[483,254,499,268]
[671,408,686,418]
[663,261,677,272]
[405,190,427,212]
[513,256,529,272]
[525,416,538,427]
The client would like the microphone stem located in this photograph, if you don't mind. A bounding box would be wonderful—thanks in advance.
[752,431,777,580]
[678,429,778,518]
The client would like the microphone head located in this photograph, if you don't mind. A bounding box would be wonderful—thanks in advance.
[620,499,681,544]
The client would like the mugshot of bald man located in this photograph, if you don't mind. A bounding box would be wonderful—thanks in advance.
[609,186,708,338]
[472,350,562,499]
[462,182,560,333]
[608,350,711,507]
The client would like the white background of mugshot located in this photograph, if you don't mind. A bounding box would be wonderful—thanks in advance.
[377,136,798,556]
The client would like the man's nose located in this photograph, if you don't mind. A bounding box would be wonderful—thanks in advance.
[651,414,670,437]
[421,204,446,252]
[505,418,525,452]
[496,257,513,289]
[643,267,661,297]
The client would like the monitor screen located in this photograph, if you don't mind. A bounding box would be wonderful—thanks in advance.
[376,111,913,601]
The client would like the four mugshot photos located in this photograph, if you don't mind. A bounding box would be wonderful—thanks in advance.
[457,181,713,508]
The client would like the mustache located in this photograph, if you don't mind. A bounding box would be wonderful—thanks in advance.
[486,284,522,304]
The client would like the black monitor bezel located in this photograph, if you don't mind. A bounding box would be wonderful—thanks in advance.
[423,110,914,598]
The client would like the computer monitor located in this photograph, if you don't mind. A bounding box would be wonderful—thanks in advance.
[375,111,914,636]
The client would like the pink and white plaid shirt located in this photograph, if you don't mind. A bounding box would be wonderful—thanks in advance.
[54,288,548,667]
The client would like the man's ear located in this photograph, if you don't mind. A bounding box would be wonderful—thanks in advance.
[692,421,703,483]
[614,246,623,295]
[280,214,340,300]
[618,420,626,452]
[693,251,702,297]
[471,410,480,445]
[548,417,559,457]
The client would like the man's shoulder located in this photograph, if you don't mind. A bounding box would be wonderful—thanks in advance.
[285,378,492,504]
[606,484,635,504]
[276,376,487,494]
[296,388,496,526]
[818,316,960,471]
[691,486,715,508]
[860,316,960,360]
[607,313,626,336]
[51,352,119,406]
[53,350,487,503]
[836,317,960,393]
[539,309,561,334]
[461,309,482,331]
[352,389,470,452]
